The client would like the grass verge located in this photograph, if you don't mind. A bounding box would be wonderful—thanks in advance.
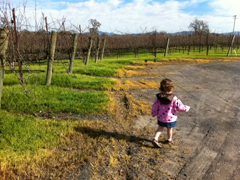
[2,85,109,115]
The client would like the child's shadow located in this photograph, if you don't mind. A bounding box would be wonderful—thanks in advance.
[74,126,155,148]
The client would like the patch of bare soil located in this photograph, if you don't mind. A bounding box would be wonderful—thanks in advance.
[130,60,240,179]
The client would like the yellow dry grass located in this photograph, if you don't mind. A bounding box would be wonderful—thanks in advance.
[123,65,146,70]
[113,79,159,91]
[117,68,156,78]
[123,93,152,116]
[0,148,53,179]
[135,57,240,66]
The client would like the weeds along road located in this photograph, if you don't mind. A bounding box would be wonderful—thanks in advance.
[131,60,240,180]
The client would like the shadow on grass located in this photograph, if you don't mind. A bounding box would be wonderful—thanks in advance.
[74,126,156,148]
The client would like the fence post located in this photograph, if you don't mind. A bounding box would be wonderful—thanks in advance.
[69,33,78,74]
[100,38,106,61]
[85,37,93,65]
[206,33,209,56]
[153,30,157,57]
[46,31,57,86]
[95,37,101,63]
[188,35,191,55]
[164,37,170,57]
[0,29,9,109]
[227,35,235,57]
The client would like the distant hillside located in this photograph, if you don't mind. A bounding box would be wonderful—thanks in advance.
[96,31,240,36]
[168,31,193,35]
[98,31,115,36]
[222,31,240,35]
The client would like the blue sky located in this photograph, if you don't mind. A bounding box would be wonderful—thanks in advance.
[4,0,240,33]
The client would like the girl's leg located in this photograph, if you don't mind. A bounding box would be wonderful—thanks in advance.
[167,127,173,141]
[154,126,164,141]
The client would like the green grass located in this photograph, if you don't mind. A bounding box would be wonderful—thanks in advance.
[163,47,229,58]
[108,46,239,60]
[72,59,135,76]
[50,74,117,90]
[4,72,117,90]
[2,85,109,115]
[28,74,117,90]
[0,110,70,153]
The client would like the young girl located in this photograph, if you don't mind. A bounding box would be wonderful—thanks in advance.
[151,78,190,148]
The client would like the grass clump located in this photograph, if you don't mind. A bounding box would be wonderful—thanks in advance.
[74,66,118,77]
[73,58,136,77]
[1,85,109,115]
[4,73,117,90]
[0,110,70,159]
[50,74,116,90]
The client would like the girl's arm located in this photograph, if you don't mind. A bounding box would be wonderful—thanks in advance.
[175,98,190,112]
[151,99,160,117]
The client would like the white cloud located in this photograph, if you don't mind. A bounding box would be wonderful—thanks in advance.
[208,0,240,32]
[4,0,240,33]
[107,0,123,7]
[210,0,240,16]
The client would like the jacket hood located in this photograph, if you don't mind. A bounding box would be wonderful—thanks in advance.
[156,93,174,105]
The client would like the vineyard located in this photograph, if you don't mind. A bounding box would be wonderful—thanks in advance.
[1,27,239,86]
[5,29,240,62]
[1,5,240,180]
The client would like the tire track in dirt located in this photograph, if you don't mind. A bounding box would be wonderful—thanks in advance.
[171,62,240,180]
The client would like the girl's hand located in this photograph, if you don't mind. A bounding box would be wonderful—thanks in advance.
[186,106,190,112]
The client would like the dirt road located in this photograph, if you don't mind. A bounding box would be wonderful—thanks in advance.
[132,61,240,179]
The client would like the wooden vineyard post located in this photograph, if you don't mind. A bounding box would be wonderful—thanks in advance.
[100,38,106,61]
[69,33,78,74]
[134,48,139,58]
[0,29,9,109]
[199,34,202,53]
[188,35,191,55]
[164,37,170,57]
[85,37,93,66]
[227,35,235,57]
[153,31,157,58]
[46,31,57,86]
[206,33,209,56]
[95,37,101,63]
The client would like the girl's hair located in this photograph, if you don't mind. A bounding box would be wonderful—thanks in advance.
[159,78,174,92]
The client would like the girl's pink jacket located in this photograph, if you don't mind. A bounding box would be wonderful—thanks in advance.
[152,95,190,123]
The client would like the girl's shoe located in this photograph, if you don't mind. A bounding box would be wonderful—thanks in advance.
[164,140,173,144]
[152,139,161,148]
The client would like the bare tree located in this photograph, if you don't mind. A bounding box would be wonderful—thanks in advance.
[89,19,101,36]
[189,18,210,53]
[189,18,209,35]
